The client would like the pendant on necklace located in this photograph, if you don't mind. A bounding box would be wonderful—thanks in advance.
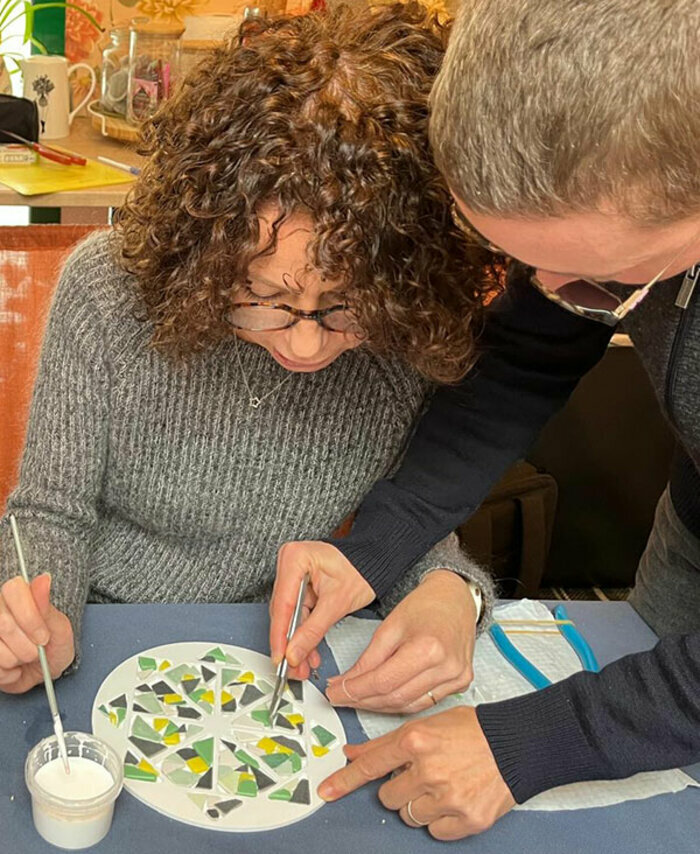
[249,396,262,408]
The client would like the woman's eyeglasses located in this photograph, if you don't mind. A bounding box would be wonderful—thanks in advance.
[450,199,696,327]
[225,301,364,334]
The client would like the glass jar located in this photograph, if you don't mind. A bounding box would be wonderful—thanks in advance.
[100,27,130,117]
[126,19,184,125]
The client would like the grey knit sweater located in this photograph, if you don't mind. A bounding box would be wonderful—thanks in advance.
[0,232,493,668]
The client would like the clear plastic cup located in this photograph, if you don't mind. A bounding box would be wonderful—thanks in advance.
[25,731,123,850]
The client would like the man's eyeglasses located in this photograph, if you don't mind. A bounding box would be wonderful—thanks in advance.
[225,301,364,334]
[450,199,695,327]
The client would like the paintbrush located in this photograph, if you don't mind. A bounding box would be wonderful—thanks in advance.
[9,515,71,775]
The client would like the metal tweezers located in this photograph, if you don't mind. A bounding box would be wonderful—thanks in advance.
[268,574,308,720]
[488,604,600,690]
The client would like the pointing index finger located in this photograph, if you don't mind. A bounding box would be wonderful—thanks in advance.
[318,732,409,801]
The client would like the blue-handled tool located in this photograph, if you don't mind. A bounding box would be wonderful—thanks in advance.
[553,604,600,672]
[488,623,552,690]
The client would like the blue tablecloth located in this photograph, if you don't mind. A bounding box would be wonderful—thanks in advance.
[1,601,698,853]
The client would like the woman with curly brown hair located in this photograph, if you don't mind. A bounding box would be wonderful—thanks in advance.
[0,2,494,728]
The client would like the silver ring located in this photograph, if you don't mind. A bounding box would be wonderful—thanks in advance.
[426,690,438,706]
[406,799,429,827]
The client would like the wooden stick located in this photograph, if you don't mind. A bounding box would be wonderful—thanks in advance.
[495,619,574,626]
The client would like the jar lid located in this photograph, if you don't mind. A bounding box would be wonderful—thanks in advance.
[131,18,185,36]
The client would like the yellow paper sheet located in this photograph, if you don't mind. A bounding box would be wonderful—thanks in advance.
[0,157,135,196]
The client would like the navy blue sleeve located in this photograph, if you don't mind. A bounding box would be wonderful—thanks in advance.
[330,265,614,597]
[477,631,700,802]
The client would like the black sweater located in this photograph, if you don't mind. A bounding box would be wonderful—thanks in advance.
[330,265,700,801]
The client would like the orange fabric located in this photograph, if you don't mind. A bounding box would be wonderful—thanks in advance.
[0,226,104,513]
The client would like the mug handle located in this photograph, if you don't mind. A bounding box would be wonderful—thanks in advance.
[67,62,97,124]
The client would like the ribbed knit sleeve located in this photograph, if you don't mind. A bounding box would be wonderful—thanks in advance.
[477,631,700,803]
[378,533,495,632]
[0,235,112,667]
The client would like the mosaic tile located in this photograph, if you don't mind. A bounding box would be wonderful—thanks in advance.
[200,647,241,665]
[97,694,127,728]
[187,793,243,819]
[162,737,215,789]
[124,751,159,782]
[268,777,311,805]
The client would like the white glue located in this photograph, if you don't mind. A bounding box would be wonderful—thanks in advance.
[32,757,116,850]
[35,757,114,799]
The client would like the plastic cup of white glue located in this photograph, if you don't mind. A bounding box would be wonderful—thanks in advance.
[25,731,123,850]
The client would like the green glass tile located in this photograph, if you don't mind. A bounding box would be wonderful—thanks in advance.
[124,764,158,783]
[163,721,180,737]
[312,725,337,748]
[193,737,214,766]
[166,768,197,787]
[203,647,227,662]
[234,749,260,769]
[237,776,258,798]
[218,767,239,794]
[187,793,208,810]
[132,694,162,715]
[166,664,193,683]
[270,788,292,801]
[138,656,157,671]
[132,716,161,741]
[289,753,302,774]
[251,709,271,727]
[262,753,289,770]
[221,668,241,685]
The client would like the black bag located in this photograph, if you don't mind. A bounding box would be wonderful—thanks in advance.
[457,461,558,598]
[0,94,39,143]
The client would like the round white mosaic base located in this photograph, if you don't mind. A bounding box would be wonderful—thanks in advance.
[91,642,346,832]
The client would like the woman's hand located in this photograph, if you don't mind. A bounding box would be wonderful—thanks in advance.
[326,569,477,713]
[0,573,75,694]
[269,541,375,680]
[319,706,516,840]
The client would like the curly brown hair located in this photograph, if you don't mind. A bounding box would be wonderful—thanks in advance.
[113,2,494,383]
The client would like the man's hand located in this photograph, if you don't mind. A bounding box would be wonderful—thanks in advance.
[318,706,516,840]
[269,541,374,679]
[0,573,75,694]
[326,570,476,713]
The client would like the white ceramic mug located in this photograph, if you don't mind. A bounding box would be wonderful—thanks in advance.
[21,55,96,139]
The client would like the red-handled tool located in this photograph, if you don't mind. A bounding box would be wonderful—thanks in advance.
[0,130,87,166]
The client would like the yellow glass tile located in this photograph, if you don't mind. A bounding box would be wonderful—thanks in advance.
[186,756,209,774]
[257,737,278,755]
[154,718,168,731]
[163,693,183,704]
[137,759,158,776]
[159,660,171,670]
[201,690,215,704]
[182,673,196,681]
[239,671,255,683]
[221,690,234,704]
[163,733,181,745]
[240,772,254,782]
[312,745,329,757]
[287,714,304,726]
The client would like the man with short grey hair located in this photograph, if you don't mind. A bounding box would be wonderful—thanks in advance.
[273,0,700,840]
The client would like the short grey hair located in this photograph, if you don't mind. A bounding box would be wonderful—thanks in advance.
[430,0,700,224]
